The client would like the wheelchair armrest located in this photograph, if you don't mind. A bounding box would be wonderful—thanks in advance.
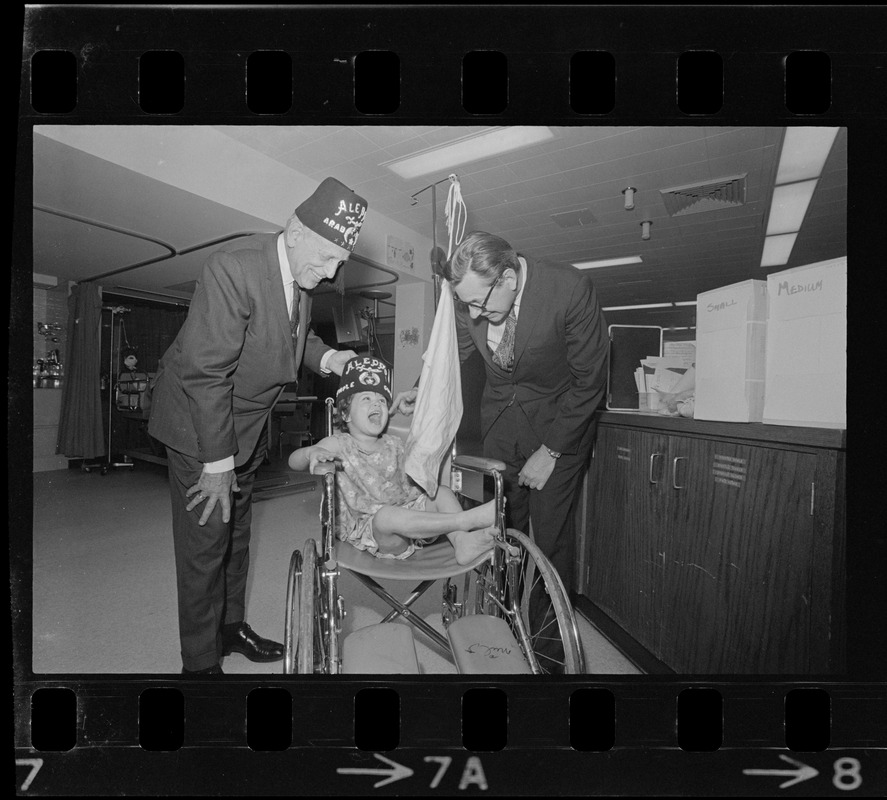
[452,455,507,475]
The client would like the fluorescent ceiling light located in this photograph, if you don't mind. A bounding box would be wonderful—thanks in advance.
[775,127,840,184]
[602,301,695,311]
[765,179,818,235]
[573,256,643,270]
[602,303,673,311]
[33,272,59,287]
[760,233,798,267]
[383,127,555,180]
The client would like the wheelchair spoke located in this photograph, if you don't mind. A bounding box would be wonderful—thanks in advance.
[497,529,585,674]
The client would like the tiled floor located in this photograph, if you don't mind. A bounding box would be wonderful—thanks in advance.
[30,458,640,675]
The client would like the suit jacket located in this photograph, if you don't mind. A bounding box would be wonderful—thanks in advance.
[455,254,609,456]
[148,233,329,466]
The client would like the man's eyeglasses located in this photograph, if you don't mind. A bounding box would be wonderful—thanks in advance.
[455,276,501,313]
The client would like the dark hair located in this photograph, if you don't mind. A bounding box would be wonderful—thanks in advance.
[445,231,521,284]
[334,395,352,433]
[121,347,138,361]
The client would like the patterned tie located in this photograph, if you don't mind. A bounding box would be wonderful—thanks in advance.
[492,310,516,371]
[289,285,301,346]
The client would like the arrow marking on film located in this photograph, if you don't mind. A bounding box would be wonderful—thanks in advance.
[743,754,819,788]
[337,753,414,788]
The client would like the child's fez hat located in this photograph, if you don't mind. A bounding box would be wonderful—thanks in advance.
[336,356,392,404]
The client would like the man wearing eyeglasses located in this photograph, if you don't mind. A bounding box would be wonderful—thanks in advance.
[148,178,366,676]
[392,230,609,599]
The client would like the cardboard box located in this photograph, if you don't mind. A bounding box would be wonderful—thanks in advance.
[694,280,768,422]
[763,257,846,429]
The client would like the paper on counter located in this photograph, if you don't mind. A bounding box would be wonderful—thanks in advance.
[663,341,696,367]
[640,356,692,394]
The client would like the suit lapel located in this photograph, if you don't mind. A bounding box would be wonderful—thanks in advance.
[468,314,491,362]
[266,233,293,350]
[512,255,542,370]
[293,291,312,365]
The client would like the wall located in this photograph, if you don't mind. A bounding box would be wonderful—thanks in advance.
[36,125,437,286]
[391,281,436,399]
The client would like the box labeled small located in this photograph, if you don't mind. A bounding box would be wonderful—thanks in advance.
[694,279,768,422]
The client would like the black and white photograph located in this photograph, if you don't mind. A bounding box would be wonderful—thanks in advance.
[27,124,852,678]
[13,3,887,794]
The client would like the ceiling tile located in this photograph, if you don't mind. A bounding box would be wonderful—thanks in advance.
[31,125,847,311]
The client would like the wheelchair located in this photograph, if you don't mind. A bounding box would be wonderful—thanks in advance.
[283,399,586,675]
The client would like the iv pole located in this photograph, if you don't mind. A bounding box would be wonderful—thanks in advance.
[408,174,466,482]
[410,175,455,307]
[84,305,135,474]
[359,289,392,361]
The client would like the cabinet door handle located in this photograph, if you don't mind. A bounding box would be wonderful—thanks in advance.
[649,453,662,484]
[672,456,687,489]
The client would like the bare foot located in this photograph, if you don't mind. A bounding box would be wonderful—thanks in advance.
[463,500,497,531]
[450,526,497,565]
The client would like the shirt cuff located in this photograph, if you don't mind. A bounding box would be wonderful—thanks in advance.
[319,349,336,374]
[204,456,235,473]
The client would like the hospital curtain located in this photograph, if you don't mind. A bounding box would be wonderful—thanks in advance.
[99,292,188,373]
[56,282,105,458]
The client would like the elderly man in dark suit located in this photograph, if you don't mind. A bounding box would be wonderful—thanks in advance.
[393,230,609,593]
[149,178,367,675]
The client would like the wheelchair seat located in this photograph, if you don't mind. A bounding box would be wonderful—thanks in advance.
[334,537,493,581]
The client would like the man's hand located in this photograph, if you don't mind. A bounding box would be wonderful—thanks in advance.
[517,446,558,491]
[326,349,359,376]
[186,469,240,526]
[389,388,418,416]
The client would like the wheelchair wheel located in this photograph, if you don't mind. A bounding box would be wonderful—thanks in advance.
[297,540,319,674]
[483,529,585,675]
[283,549,302,674]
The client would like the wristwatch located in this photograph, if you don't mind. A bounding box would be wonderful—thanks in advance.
[544,446,562,459]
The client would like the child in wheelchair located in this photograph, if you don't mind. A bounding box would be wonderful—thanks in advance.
[288,356,496,565]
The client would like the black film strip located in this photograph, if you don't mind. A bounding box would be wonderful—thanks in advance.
[13,4,887,796]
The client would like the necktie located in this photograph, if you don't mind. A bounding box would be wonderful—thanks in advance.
[289,285,301,345]
[492,311,516,371]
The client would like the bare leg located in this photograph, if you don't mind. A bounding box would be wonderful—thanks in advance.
[372,497,495,539]
[429,487,497,565]
[372,488,497,564]
[447,526,498,565]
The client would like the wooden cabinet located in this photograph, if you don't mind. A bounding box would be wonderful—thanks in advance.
[578,412,845,674]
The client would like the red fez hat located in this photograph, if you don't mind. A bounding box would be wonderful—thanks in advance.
[295,177,368,252]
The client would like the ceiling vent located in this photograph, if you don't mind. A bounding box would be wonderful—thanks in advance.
[550,208,596,228]
[660,174,747,217]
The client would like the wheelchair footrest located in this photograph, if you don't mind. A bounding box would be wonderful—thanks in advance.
[342,623,420,674]
[446,615,532,674]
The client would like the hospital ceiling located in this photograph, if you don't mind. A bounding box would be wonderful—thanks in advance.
[31,125,847,330]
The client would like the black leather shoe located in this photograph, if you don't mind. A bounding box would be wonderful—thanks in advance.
[181,664,224,676]
[221,622,284,662]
